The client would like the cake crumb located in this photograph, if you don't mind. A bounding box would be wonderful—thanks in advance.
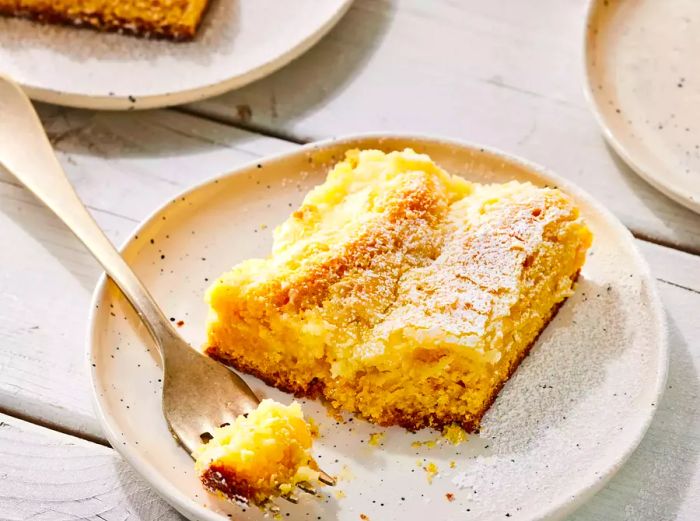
[423,462,439,483]
[360,515,369,521]
[368,432,384,446]
[307,417,319,438]
[236,104,252,122]
[445,492,455,502]
[442,425,468,445]
[337,464,355,482]
[411,439,437,449]
[449,460,457,469]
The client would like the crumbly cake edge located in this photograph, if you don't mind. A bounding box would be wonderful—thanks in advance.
[205,273,578,434]
[0,3,208,41]
[200,463,262,505]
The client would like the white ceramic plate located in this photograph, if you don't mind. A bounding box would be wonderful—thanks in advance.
[584,0,700,213]
[0,0,352,110]
[88,135,667,521]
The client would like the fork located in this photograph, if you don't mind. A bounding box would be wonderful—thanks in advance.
[0,76,335,505]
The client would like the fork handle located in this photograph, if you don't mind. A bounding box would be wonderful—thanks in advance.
[0,76,174,352]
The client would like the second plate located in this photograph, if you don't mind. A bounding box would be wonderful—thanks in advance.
[584,0,700,213]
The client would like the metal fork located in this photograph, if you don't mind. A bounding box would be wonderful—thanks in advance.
[0,76,334,504]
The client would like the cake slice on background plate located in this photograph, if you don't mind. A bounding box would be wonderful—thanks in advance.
[0,0,210,40]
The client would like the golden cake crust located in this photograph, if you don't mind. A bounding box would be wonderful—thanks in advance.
[244,172,446,319]
[200,464,259,504]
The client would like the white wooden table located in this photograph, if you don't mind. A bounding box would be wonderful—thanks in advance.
[1,1,699,519]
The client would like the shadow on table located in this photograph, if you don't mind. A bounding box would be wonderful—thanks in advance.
[34,103,282,161]
[571,314,699,520]
[31,0,396,158]
[0,171,102,294]
[18,2,395,192]
[185,0,398,140]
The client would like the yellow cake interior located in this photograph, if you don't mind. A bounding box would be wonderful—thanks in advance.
[205,149,592,432]
[194,399,317,504]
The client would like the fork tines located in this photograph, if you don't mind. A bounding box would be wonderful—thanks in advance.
[281,493,299,504]
[318,470,337,486]
[296,481,319,495]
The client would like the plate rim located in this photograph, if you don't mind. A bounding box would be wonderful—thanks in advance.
[13,0,353,110]
[581,0,700,214]
[87,132,669,521]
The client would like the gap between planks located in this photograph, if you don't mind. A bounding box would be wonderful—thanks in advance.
[630,230,700,258]
[174,106,307,146]
[0,405,109,448]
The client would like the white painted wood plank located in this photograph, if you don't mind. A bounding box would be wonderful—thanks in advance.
[0,182,117,440]
[638,241,700,296]
[37,106,296,225]
[0,107,295,441]
[187,0,700,253]
[0,413,181,521]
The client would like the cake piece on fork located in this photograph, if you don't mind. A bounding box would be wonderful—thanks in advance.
[194,399,322,505]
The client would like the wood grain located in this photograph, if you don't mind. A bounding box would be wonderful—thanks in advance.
[186,0,700,254]
[0,413,182,520]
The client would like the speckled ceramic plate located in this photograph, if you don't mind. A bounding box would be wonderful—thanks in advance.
[0,0,352,110]
[584,0,700,213]
[88,135,667,521]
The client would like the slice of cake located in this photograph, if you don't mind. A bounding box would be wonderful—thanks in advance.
[205,149,592,432]
[194,399,319,505]
[0,0,210,40]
